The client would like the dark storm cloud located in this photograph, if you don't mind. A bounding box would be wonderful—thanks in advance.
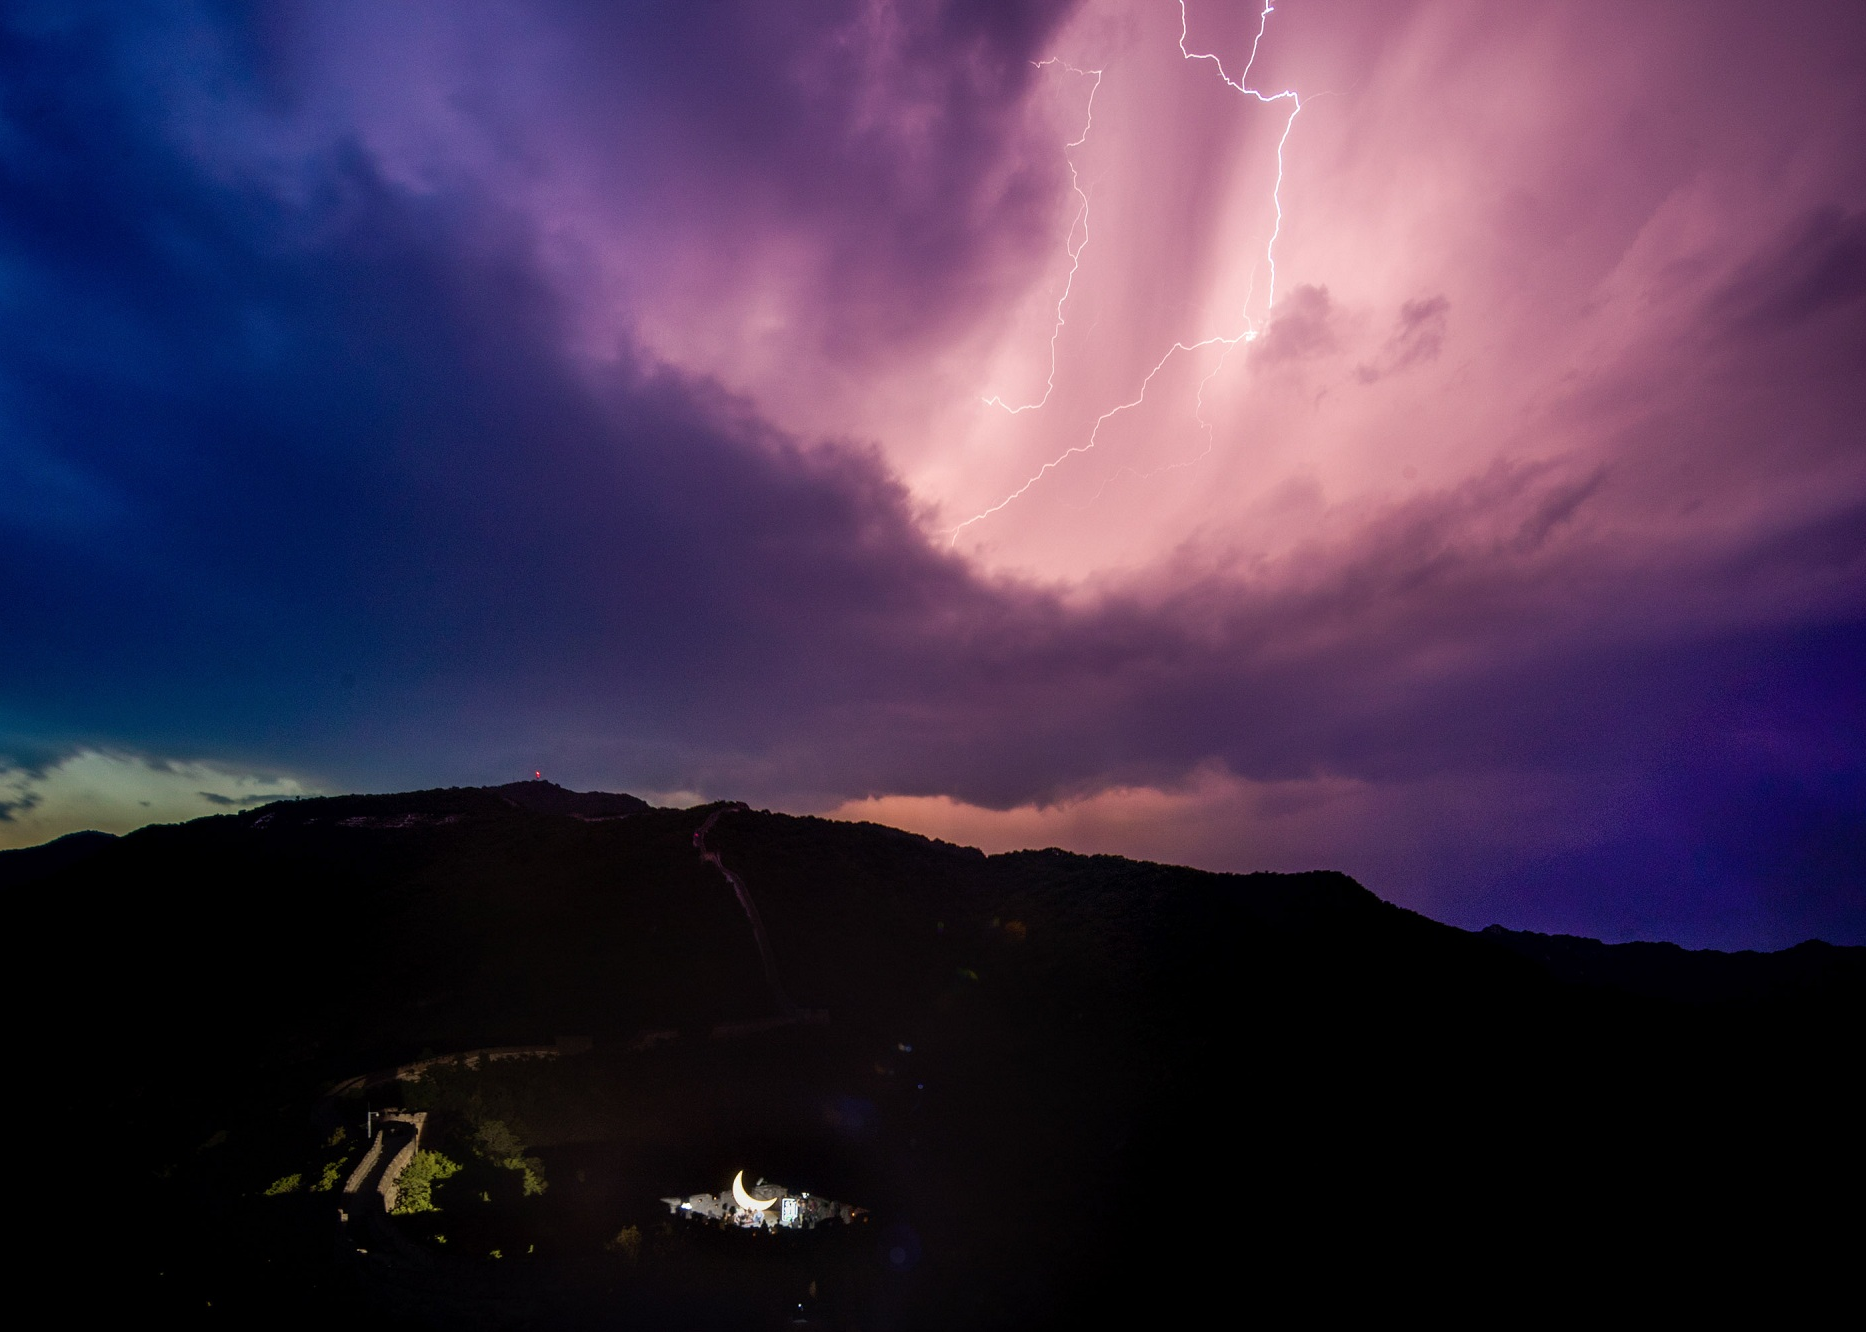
[1252,284,1338,363]
[237,0,1086,364]
[1713,206,1866,336]
[0,793,42,822]
[0,1,1037,780]
[1355,295,1448,384]
[195,790,276,806]
[1387,296,1448,368]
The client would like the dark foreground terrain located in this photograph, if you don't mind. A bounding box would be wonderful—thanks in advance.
[18,782,1862,1326]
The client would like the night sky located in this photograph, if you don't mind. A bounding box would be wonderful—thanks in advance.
[4,1,1862,948]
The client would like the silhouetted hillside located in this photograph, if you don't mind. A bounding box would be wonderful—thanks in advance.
[0,826,114,889]
[491,779,650,819]
[1479,923,1860,1006]
[28,788,1862,1327]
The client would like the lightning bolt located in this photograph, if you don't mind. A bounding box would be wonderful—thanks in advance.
[980,59,1102,415]
[948,1,1303,545]
[1178,0,1302,326]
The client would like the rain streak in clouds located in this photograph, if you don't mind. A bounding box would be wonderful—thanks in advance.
[2,0,1863,947]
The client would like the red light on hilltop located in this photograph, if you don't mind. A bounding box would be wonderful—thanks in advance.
[534,770,542,780]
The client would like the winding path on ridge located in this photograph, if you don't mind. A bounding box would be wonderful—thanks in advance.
[694,803,818,1025]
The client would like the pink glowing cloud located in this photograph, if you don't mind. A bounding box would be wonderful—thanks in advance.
[249,1,1863,604]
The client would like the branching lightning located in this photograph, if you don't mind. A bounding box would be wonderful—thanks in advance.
[1178,0,1301,325]
[948,1,1303,545]
[980,59,1102,415]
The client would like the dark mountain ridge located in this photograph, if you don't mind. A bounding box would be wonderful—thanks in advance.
[1479,921,1857,1006]
[13,781,1843,1005]
[0,825,116,889]
[28,783,1861,1326]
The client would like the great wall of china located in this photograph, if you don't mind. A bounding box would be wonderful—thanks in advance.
[343,1110,427,1214]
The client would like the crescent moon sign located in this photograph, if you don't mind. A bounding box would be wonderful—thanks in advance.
[732,1170,775,1211]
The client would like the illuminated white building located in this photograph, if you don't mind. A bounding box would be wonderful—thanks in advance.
[661,1170,863,1230]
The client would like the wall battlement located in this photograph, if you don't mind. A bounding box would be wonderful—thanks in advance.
[341,1111,426,1213]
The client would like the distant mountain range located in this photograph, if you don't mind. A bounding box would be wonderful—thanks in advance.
[25,783,1860,1325]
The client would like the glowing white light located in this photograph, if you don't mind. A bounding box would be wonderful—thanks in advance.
[732,1170,775,1211]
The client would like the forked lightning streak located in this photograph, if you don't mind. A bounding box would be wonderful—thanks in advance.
[949,1,1303,545]
[980,59,1102,416]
